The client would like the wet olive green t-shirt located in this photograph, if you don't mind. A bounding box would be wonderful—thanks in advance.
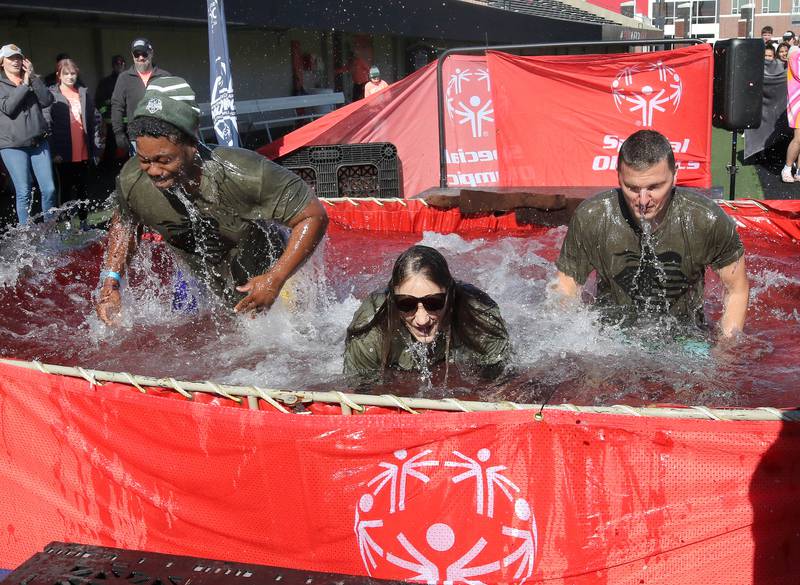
[115,146,312,300]
[343,284,511,377]
[555,188,744,327]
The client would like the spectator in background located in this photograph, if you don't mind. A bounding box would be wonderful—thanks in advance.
[777,42,790,67]
[338,52,370,101]
[48,58,103,229]
[0,44,57,224]
[783,42,800,182]
[111,38,170,154]
[364,66,389,98]
[762,26,775,47]
[43,52,69,87]
[95,55,126,161]
[782,31,797,46]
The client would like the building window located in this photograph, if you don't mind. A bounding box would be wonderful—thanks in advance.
[794,0,800,13]
[762,0,779,12]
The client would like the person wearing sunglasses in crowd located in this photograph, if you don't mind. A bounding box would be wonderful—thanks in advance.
[110,38,170,156]
[343,245,510,381]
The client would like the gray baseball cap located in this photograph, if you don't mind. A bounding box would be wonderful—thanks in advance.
[0,44,24,59]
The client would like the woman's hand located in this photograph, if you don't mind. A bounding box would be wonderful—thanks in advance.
[22,59,33,85]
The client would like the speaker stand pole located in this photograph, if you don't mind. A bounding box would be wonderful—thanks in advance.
[727,130,739,201]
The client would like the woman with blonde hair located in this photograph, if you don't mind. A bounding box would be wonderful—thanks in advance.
[0,44,56,224]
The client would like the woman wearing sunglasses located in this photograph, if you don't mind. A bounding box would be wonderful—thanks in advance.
[344,245,510,380]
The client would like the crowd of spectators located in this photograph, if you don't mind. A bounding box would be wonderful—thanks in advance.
[0,38,170,227]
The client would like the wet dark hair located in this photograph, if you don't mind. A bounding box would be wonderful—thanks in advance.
[765,45,776,57]
[128,115,197,146]
[348,245,506,378]
[618,130,675,173]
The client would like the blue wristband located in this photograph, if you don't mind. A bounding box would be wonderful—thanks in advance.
[100,270,122,282]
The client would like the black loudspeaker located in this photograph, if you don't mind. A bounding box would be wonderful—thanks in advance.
[712,38,764,130]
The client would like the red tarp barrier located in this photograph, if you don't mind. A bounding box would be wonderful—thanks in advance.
[1,362,800,583]
[488,45,713,189]
[324,198,800,243]
[260,47,713,197]
[259,55,500,198]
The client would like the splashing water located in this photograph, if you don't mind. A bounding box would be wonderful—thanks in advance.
[0,220,798,408]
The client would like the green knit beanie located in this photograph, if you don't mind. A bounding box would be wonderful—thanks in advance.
[133,76,200,139]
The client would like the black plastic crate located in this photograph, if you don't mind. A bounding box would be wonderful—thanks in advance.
[277,143,401,199]
[4,542,399,585]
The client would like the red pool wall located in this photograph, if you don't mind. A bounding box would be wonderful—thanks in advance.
[1,361,799,584]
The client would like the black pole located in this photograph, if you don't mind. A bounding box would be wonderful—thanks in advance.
[436,38,705,189]
[728,131,738,201]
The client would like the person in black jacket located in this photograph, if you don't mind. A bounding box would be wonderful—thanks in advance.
[48,58,103,228]
[110,38,170,154]
[95,54,126,162]
[0,44,57,225]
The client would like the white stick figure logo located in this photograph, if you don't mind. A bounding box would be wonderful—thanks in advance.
[446,448,520,518]
[368,449,438,514]
[611,61,683,127]
[353,447,539,582]
[446,67,494,139]
[354,494,384,574]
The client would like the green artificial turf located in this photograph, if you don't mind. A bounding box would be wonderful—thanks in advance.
[711,127,763,200]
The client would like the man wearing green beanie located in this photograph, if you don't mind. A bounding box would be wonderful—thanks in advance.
[95,76,328,324]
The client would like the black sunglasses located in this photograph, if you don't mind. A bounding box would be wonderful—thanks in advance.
[394,293,447,313]
[133,51,150,58]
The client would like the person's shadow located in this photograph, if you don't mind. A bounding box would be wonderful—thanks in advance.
[750,416,800,582]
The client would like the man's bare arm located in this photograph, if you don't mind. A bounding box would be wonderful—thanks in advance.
[95,210,138,325]
[716,255,749,338]
[234,198,328,313]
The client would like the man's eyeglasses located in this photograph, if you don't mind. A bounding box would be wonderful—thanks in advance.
[394,293,447,313]
[133,51,150,59]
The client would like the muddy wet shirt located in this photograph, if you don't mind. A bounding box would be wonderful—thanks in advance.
[115,146,312,300]
[343,284,511,377]
[556,188,744,327]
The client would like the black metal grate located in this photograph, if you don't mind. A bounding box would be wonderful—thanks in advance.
[3,542,400,585]
[277,143,401,199]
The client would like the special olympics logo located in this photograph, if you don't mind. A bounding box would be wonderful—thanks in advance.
[353,447,538,583]
[145,97,162,114]
[446,67,494,139]
[208,0,219,30]
[611,61,683,127]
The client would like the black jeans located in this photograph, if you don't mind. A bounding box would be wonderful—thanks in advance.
[55,160,89,221]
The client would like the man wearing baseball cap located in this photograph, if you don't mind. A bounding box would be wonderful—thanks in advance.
[95,77,328,324]
[783,30,797,44]
[364,66,389,98]
[110,38,170,154]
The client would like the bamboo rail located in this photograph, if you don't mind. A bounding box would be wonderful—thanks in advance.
[2,358,798,422]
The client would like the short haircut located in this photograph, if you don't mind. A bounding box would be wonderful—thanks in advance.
[618,130,676,173]
[762,26,773,34]
[765,45,776,55]
[128,115,197,146]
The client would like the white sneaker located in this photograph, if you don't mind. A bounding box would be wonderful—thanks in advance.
[781,168,796,183]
